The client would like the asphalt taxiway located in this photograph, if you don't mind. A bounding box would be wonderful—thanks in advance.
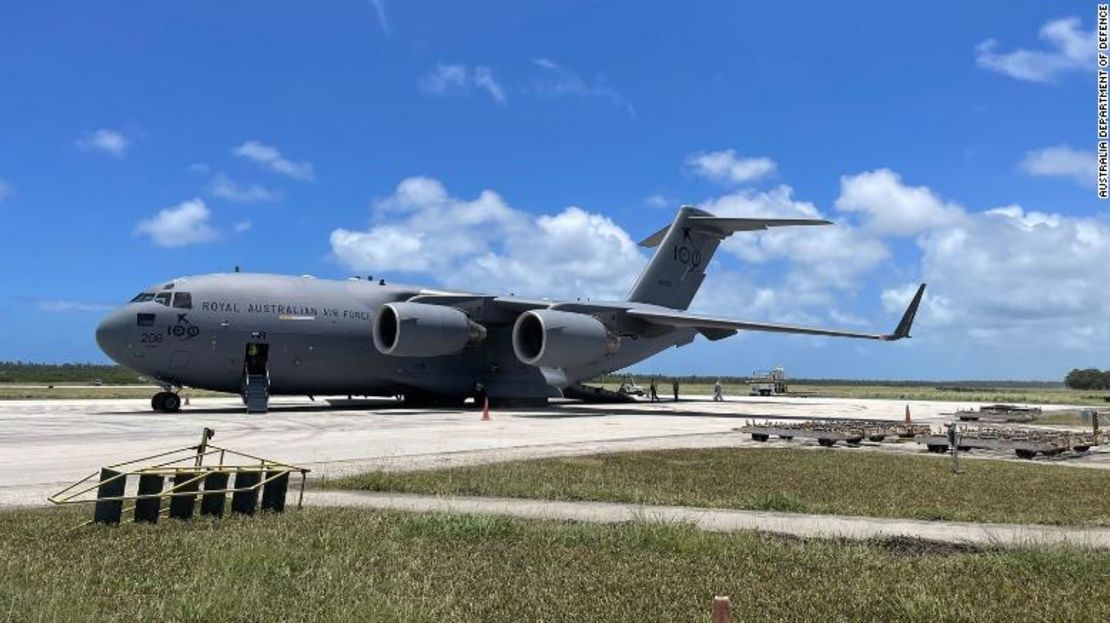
[0,394,1103,507]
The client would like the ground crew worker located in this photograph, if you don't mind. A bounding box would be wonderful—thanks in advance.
[672,379,680,402]
[649,378,659,402]
[474,382,488,408]
[713,378,724,402]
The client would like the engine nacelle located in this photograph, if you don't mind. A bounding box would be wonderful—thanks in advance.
[373,302,486,357]
[512,309,619,368]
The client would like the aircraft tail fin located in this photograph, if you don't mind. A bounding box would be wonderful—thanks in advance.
[626,206,830,310]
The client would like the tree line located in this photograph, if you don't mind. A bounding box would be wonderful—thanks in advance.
[1064,368,1110,390]
[0,362,144,384]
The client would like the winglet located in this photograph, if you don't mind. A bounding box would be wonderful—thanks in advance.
[883,284,926,341]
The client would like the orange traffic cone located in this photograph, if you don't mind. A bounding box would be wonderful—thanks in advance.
[712,596,734,623]
[481,396,491,421]
[904,404,911,424]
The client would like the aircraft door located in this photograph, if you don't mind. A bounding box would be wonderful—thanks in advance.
[245,342,270,376]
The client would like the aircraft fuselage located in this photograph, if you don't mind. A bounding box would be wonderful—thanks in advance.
[95,273,690,400]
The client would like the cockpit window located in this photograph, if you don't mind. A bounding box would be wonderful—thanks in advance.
[153,292,171,306]
[130,292,156,303]
[172,292,192,309]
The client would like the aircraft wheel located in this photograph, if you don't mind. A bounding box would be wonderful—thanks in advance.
[151,392,170,412]
[161,393,182,413]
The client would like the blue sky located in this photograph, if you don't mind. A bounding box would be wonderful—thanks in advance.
[0,1,1104,380]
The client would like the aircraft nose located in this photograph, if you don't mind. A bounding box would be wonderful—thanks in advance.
[96,309,130,363]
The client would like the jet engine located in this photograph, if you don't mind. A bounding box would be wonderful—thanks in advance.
[512,309,619,368]
[373,302,486,357]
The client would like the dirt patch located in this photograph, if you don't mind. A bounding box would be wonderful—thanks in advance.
[870,535,981,556]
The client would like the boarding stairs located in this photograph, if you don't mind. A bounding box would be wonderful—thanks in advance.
[243,372,269,414]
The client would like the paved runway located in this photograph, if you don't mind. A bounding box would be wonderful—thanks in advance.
[0,393,1102,507]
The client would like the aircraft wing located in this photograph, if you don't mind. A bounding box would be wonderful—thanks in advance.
[407,293,553,312]
[628,284,926,342]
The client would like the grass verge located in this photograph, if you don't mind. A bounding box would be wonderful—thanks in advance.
[1,507,1107,622]
[330,447,1110,527]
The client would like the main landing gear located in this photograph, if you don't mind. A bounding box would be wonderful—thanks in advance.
[151,391,182,413]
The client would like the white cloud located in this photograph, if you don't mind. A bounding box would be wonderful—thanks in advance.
[329,162,1110,361]
[77,129,130,158]
[233,220,252,234]
[828,309,869,327]
[37,300,114,313]
[135,198,218,247]
[418,64,506,104]
[232,140,315,180]
[686,149,777,185]
[1020,145,1095,187]
[330,177,644,299]
[528,58,631,114]
[905,205,1110,350]
[644,194,669,208]
[975,17,1093,82]
[703,185,890,296]
[368,0,389,35]
[834,168,967,236]
[209,173,282,202]
[0,179,9,201]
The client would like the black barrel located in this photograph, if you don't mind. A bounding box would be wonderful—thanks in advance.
[168,471,200,520]
[200,472,229,517]
[134,473,164,524]
[93,468,125,525]
[260,470,289,513]
[231,470,262,516]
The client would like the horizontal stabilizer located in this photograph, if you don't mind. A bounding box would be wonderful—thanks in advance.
[638,217,831,248]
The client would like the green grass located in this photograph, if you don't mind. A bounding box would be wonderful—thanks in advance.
[1035,411,1103,427]
[331,447,1110,527]
[1,507,1107,622]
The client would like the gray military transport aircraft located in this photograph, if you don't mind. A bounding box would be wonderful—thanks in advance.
[96,206,925,413]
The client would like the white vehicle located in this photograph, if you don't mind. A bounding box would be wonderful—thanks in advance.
[617,378,645,396]
[750,367,787,396]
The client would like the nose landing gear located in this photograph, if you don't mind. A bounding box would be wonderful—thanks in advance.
[151,391,182,413]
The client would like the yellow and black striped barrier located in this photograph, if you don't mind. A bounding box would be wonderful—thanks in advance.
[49,428,310,526]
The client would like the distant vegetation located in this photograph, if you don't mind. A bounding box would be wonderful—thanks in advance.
[597,373,1063,389]
[0,362,146,384]
[1065,368,1110,390]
